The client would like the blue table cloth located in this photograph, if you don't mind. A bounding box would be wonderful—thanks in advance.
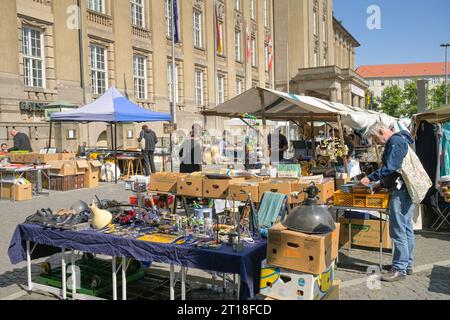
[8,224,267,300]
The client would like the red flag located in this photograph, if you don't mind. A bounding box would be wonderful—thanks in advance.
[246,22,251,63]
[268,35,274,70]
[215,3,223,55]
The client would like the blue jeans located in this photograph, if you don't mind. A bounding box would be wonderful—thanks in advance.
[389,189,416,274]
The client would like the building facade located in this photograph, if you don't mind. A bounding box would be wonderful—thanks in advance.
[357,62,450,98]
[0,0,274,152]
[274,0,368,108]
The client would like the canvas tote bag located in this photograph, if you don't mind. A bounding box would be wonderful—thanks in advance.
[399,146,432,204]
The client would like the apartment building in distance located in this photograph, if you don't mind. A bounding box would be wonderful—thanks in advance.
[0,0,275,151]
[357,62,450,98]
[274,0,368,108]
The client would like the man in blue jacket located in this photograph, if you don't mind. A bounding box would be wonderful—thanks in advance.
[361,123,415,282]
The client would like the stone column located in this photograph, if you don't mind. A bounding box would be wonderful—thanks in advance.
[330,88,338,102]
[352,94,359,107]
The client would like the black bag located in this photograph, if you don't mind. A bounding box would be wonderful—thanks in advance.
[381,173,401,189]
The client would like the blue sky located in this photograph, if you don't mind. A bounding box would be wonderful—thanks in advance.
[333,0,450,67]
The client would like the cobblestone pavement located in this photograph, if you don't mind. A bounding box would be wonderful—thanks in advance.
[1,182,450,300]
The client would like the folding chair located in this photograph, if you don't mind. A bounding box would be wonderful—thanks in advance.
[431,201,450,231]
[257,192,289,238]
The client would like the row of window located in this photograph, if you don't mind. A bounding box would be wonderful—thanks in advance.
[367,77,445,87]
[89,43,235,105]
[88,0,270,30]
[22,22,267,98]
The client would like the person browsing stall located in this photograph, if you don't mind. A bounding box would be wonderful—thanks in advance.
[268,127,288,164]
[8,130,33,152]
[361,123,416,282]
[1,143,8,152]
[138,125,158,175]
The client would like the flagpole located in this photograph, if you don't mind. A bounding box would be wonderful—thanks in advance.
[213,0,218,133]
[171,0,177,173]
[244,19,248,91]
[171,0,177,125]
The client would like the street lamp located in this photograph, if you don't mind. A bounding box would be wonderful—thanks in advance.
[441,43,450,105]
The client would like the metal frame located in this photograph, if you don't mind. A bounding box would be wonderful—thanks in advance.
[0,166,51,202]
[334,206,390,271]
[431,205,450,232]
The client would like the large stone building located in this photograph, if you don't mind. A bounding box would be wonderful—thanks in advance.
[357,62,450,98]
[274,0,368,108]
[0,0,275,152]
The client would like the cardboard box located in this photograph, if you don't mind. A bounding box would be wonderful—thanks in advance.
[59,153,76,161]
[9,153,26,163]
[260,260,335,300]
[300,178,335,205]
[339,218,392,249]
[203,178,244,199]
[0,183,33,201]
[48,160,76,176]
[84,160,102,188]
[177,175,203,196]
[149,173,186,193]
[22,153,59,164]
[229,182,260,202]
[267,223,339,274]
[75,160,89,175]
[321,280,341,300]
[259,179,303,204]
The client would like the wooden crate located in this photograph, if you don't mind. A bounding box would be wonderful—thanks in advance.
[333,190,389,209]
[48,174,85,191]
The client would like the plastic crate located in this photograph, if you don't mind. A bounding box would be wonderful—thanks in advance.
[334,190,389,209]
[35,258,144,297]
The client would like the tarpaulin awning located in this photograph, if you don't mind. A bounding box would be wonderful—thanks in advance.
[50,86,172,123]
[412,104,450,124]
[202,87,398,131]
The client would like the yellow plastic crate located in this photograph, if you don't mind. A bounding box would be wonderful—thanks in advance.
[334,190,389,209]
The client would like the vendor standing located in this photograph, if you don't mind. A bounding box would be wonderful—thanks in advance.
[8,130,33,152]
[179,129,202,173]
[268,127,288,164]
[138,125,158,175]
[361,123,415,282]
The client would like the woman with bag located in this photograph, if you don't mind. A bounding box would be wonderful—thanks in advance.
[361,123,431,282]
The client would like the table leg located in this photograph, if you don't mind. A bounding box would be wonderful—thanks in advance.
[26,241,32,292]
[181,266,186,300]
[170,264,175,300]
[348,213,352,253]
[122,257,127,301]
[380,217,383,271]
[112,257,117,301]
[223,273,227,293]
[71,250,76,300]
[61,249,67,300]
[236,275,241,301]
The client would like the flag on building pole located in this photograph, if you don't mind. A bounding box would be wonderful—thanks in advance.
[246,21,251,63]
[173,0,179,43]
[268,34,274,71]
[215,2,223,55]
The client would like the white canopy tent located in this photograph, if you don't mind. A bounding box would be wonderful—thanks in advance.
[203,87,398,132]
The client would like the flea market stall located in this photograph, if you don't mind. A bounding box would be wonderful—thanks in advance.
[7,87,403,301]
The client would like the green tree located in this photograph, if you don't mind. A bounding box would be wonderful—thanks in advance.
[402,80,419,116]
[380,85,406,117]
[430,82,450,109]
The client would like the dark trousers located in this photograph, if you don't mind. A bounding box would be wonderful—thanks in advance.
[142,150,156,176]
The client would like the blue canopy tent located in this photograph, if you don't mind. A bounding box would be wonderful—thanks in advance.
[50,86,172,183]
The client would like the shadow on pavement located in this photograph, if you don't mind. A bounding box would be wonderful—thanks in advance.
[428,265,450,295]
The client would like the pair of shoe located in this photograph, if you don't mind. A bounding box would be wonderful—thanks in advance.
[384,265,414,276]
[381,266,414,282]
[25,208,53,225]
